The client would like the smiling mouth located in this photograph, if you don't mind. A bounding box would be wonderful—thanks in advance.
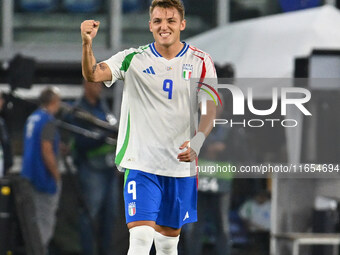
[160,32,171,38]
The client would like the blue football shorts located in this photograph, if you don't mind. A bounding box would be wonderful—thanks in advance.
[123,169,198,229]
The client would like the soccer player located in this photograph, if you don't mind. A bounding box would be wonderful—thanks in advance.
[80,0,217,254]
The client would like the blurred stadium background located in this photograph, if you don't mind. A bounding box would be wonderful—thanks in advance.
[1,0,340,255]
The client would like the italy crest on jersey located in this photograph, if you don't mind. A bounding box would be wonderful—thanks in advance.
[182,64,193,80]
[128,202,136,216]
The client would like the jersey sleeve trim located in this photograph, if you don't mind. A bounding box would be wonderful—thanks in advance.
[192,54,206,84]
[191,46,219,105]
[103,45,150,87]
[120,52,138,72]
[120,45,150,72]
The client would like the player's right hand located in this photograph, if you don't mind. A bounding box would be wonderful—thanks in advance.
[81,20,100,44]
[178,141,197,162]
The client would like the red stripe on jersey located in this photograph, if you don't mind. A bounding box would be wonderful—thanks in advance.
[201,61,207,84]
[208,55,216,75]
[189,46,204,54]
[193,54,206,87]
[190,46,215,76]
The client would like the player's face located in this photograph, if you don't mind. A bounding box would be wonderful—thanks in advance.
[149,7,186,48]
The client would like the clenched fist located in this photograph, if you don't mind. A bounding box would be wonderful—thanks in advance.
[81,20,100,44]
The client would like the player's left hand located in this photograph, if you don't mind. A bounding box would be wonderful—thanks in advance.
[177,141,197,162]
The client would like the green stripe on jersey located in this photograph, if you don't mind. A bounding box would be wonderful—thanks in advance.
[124,169,130,188]
[120,45,149,72]
[115,112,130,165]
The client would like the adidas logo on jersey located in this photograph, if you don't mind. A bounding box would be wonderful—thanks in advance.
[143,66,155,75]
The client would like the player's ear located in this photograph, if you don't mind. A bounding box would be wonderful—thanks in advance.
[180,19,186,31]
[149,21,152,32]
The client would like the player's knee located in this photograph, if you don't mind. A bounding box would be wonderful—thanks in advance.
[130,226,154,245]
[154,231,179,255]
[128,226,155,255]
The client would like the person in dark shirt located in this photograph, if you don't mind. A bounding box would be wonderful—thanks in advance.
[72,80,117,255]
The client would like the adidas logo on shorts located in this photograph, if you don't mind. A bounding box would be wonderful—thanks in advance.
[183,211,189,221]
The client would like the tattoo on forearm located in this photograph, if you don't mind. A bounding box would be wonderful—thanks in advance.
[99,63,107,71]
[92,64,97,74]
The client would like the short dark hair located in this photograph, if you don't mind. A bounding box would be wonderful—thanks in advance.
[150,0,185,20]
[39,87,60,107]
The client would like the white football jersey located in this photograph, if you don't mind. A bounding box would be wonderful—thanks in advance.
[103,42,217,177]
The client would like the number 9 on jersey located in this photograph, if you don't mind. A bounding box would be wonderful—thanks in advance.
[163,79,173,99]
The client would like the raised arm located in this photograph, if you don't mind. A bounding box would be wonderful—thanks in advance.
[81,20,112,82]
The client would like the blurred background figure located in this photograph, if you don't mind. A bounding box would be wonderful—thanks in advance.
[189,123,233,255]
[21,87,62,254]
[239,190,271,255]
[184,64,235,255]
[71,80,117,255]
[0,92,13,178]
